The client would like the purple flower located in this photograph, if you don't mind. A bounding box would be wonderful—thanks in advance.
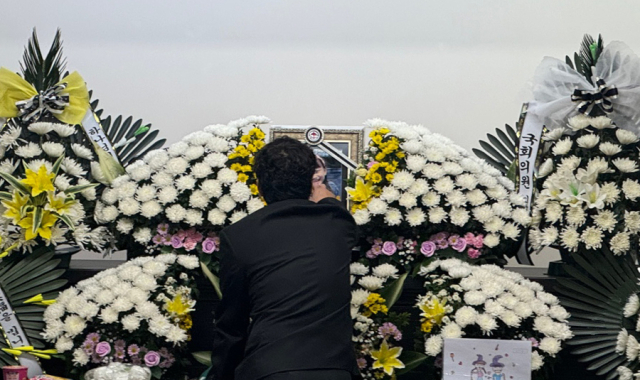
[86,332,101,343]
[357,358,367,369]
[433,232,448,241]
[114,339,126,348]
[157,223,169,236]
[115,347,125,360]
[127,344,140,357]
[528,337,539,347]
[367,161,379,169]
[95,341,111,357]
[420,241,437,257]
[202,238,217,254]
[420,240,436,257]
[395,237,404,249]
[378,322,402,341]
[144,350,161,367]
[451,237,467,252]
[373,238,383,246]
[170,235,184,249]
[152,234,164,245]
[82,341,95,355]
[381,241,397,256]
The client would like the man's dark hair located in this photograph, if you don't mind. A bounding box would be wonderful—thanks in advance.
[254,136,316,204]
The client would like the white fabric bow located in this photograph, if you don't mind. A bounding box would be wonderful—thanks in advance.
[530,41,640,130]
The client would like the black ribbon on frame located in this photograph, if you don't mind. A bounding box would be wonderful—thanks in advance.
[571,78,619,115]
[14,82,70,123]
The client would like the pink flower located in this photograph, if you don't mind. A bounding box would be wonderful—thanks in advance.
[381,241,397,256]
[95,342,111,357]
[420,241,437,257]
[378,322,402,341]
[450,235,467,252]
[128,344,140,356]
[152,234,164,245]
[183,238,198,251]
[367,161,379,169]
[357,358,367,369]
[467,248,480,259]
[86,333,100,343]
[528,337,539,347]
[157,223,169,236]
[202,238,217,254]
[464,232,476,245]
[144,351,161,367]
[473,235,484,249]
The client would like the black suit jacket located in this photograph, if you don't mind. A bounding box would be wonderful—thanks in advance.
[209,198,359,380]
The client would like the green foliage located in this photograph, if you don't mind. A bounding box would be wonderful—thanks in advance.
[472,124,518,177]
[20,28,66,92]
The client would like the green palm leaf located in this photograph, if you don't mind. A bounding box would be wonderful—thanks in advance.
[20,28,66,92]
[472,124,518,175]
[0,250,67,366]
[556,252,639,380]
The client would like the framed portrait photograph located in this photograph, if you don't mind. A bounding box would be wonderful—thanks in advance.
[269,126,364,204]
[443,338,532,380]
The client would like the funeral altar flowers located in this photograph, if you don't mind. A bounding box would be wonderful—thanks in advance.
[348,119,530,267]
[416,259,572,378]
[350,260,410,379]
[529,115,640,256]
[0,155,109,255]
[615,292,640,380]
[42,253,199,379]
[96,116,268,267]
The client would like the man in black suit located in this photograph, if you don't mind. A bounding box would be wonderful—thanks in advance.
[209,137,358,380]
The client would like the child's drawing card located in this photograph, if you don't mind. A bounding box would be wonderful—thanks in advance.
[443,338,532,380]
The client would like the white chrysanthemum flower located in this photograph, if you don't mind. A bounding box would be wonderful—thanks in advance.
[186,209,203,227]
[464,189,485,206]
[185,145,206,161]
[384,208,402,226]
[148,316,172,337]
[28,122,55,135]
[165,157,189,175]
[627,335,640,361]
[440,322,463,339]
[477,173,498,188]
[133,227,152,244]
[580,226,603,250]
[610,231,631,255]
[537,337,561,357]
[133,273,157,291]
[454,306,478,327]
[351,289,370,306]
[476,313,498,334]
[230,182,252,203]
[616,329,629,354]
[405,155,426,172]
[64,315,87,337]
[229,210,247,224]
[567,114,593,130]
[401,140,423,155]
[50,124,76,138]
[598,142,621,156]
[483,234,500,248]
[72,348,90,366]
[175,175,197,191]
[449,207,470,226]
[350,262,369,276]
[592,210,617,232]
[118,198,140,216]
[41,142,65,157]
[117,181,138,200]
[446,190,466,207]
[538,159,554,178]
[15,142,43,158]
[61,157,85,177]
[55,336,74,353]
[589,115,615,129]
[121,314,141,332]
[622,179,640,201]
[398,193,418,209]
[69,143,93,160]
[191,162,213,178]
[188,190,210,209]
[216,195,236,213]
[463,290,486,306]
[166,325,188,343]
[366,198,387,215]
[246,197,265,214]
[358,276,384,291]
[184,131,214,145]
[139,201,162,218]
[558,228,579,252]
[372,263,398,279]
[353,209,371,225]
[624,294,640,318]
[128,163,152,182]
[576,133,600,149]
[390,170,415,190]
[403,208,425,226]
[133,184,156,203]
[530,351,544,371]
[204,152,228,168]
[144,149,170,170]
[552,138,573,156]
[135,301,160,319]
[168,141,189,157]
[200,179,223,198]
[380,186,400,202]
[422,163,445,179]
[207,209,227,225]
[218,168,238,184]
[433,176,455,194]
[614,158,639,173]
[442,162,463,176]
[177,255,199,269]
[207,136,232,152]
[424,335,443,356]
[408,179,430,196]
[421,191,441,207]
[428,207,447,224]
[543,128,566,142]
[616,129,639,144]
[454,173,476,190]
[156,186,178,205]
[165,204,187,223]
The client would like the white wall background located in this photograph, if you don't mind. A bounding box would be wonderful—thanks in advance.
[2,0,640,267]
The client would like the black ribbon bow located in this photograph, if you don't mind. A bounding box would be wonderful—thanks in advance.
[571,78,619,115]
[14,82,70,123]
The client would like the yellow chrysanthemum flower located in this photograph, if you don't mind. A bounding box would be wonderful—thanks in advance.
[371,339,404,376]
[238,173,249,183]
[166,294,191,316]
[362,293,388,317]
[18,210,58,241]
[21,165,55,197]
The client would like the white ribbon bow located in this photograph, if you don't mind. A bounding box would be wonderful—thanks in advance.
[530,41,640,130]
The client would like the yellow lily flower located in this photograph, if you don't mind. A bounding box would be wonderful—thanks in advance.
[419,296,447,332]
[18,210,58,240]
[21,165,55,197]
[371,339,404,376]
[46,192,75,215]
[2,191,29,224]
[346,177,375,203]
[166,294,191,316]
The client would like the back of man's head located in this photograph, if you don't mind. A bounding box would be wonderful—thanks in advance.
[254,136,316,204]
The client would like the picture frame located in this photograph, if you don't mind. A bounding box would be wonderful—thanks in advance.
[443,338,532,380]
[269,126,364,205]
